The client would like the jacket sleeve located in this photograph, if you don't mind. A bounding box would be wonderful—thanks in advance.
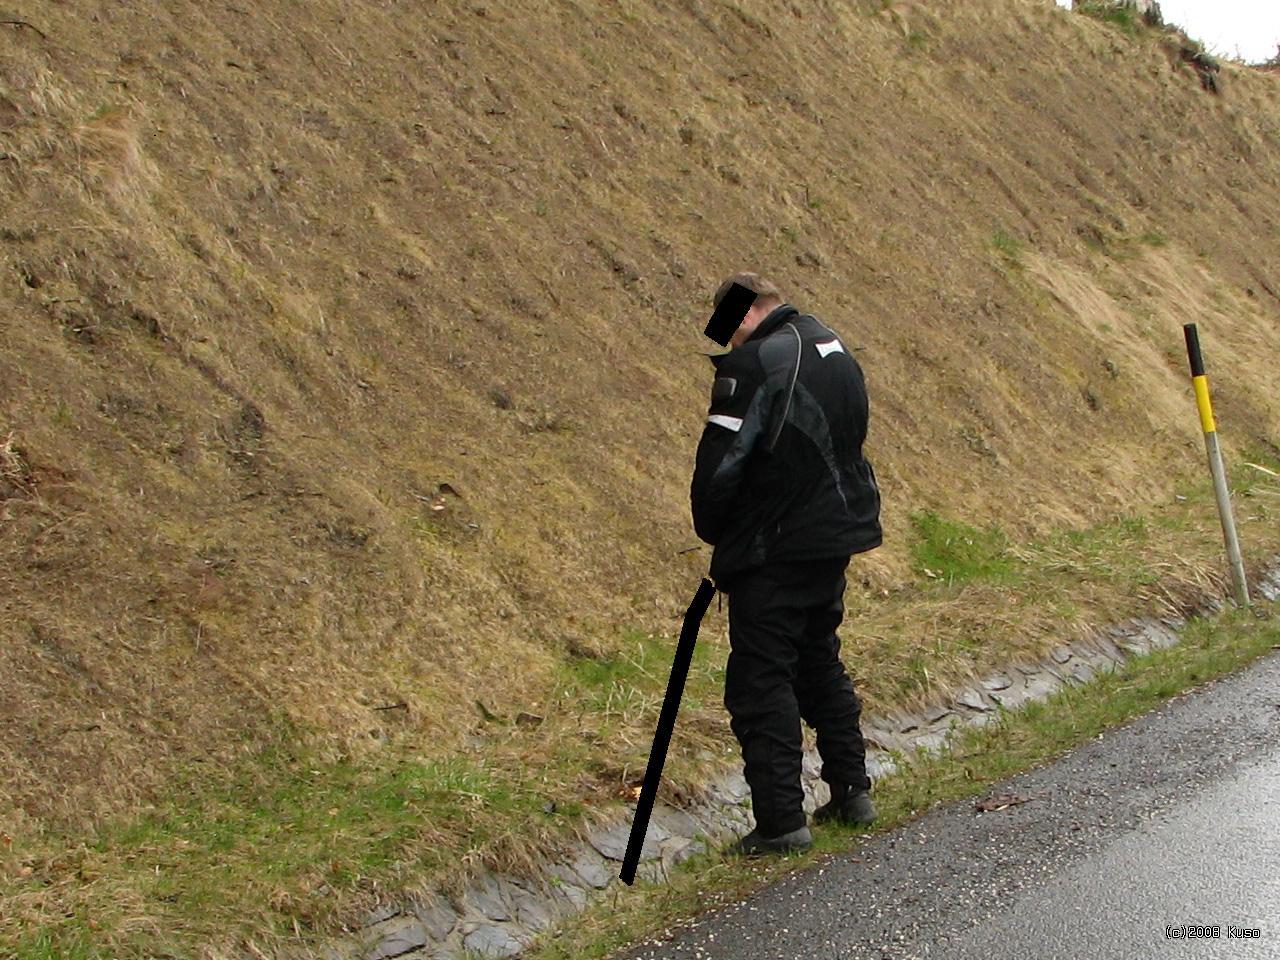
[690,352,775,545]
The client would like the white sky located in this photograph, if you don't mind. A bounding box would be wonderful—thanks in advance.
[1055,0,1280,64]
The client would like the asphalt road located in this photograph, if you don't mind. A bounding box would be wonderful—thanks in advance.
[615,648,1280,960]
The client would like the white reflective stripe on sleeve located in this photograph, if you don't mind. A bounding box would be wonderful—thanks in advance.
[816,339,845,358]
[707,414,744,432]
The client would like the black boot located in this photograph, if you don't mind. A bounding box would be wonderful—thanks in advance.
[813,783,876,826]
[728,824,813,857]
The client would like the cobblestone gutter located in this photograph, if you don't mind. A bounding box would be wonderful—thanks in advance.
[310,560,1280,960]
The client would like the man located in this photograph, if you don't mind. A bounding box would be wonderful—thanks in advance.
[691,272,883,856]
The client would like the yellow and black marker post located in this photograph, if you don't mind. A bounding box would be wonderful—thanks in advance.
[1183,323,1250,607]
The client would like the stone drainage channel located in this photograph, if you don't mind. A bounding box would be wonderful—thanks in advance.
[312,561,1280,960]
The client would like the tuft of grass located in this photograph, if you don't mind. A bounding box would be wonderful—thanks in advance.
[13,926,100,960]
[909,510,1016,585]
[1232,446,1280,495]
[1084,227,1167,262]
[1074,0,1142,36]
[557,628,724,730]
[991,229,1024,266]
[0,431,33,490]
[1009,514,1154,585]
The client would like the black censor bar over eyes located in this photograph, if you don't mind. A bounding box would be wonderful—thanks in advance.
[619,577,717,885]
[704,282,756,347]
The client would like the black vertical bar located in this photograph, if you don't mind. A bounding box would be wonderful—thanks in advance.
[619,577,716,885]
[1184,323,1205,377]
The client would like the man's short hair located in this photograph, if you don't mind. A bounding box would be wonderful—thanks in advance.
[713,272,783,311]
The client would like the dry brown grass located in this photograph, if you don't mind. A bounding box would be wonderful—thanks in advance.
[3,0,1280,951]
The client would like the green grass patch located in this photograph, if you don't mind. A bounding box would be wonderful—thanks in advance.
[1075,0,1143,36]
[1011,513,1155,586]
[13,925,100,960]
[1169,445,1280,541]
[4,742,567,958]
[991,229,1024,266]
[1233,445,1280,494]
[909,510,1016,585]
[559,628,723,716]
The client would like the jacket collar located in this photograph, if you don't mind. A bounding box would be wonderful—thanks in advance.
[746,303,800,344]
[703,304,801,366]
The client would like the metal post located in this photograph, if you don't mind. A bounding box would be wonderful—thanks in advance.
[1183,323,1250,607]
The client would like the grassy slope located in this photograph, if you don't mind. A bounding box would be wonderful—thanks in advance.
[3,0,1280,953]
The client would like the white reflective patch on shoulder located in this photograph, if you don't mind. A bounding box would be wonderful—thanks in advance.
[816,339,845,358]
[707,414,744,432]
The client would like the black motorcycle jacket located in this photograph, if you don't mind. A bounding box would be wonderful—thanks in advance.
[690,303,883,590]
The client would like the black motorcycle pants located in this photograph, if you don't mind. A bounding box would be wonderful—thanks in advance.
[724,554,872,836]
